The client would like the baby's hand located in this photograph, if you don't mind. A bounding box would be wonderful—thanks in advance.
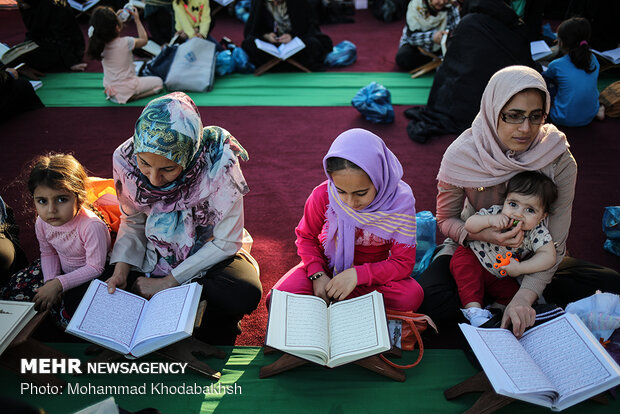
[503,260,522,277]
[489,213,511,230]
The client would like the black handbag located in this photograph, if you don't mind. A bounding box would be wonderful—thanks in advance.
[139,44,178,80]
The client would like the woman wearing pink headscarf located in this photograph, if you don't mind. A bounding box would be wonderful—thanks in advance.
[266,129,423,311]
[417,65,620,336]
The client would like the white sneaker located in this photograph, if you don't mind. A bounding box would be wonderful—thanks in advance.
[461,308,493,327]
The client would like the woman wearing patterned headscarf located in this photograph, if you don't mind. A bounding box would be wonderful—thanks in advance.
[416,65,620,337]
[241,0,333,71]
[107,92,262,345]
[266,128,423,311]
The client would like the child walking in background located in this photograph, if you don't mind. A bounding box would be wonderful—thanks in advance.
[452,171,558,327]
[2,154,111,324]
[543,17,604,126]
[266,128,424,311]
[87,6,163,104]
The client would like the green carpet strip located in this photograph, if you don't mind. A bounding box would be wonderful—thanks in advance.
[3,345,619,413]
[35,72,432,107]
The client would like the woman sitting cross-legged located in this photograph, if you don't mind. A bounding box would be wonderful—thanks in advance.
[106,92,262,345]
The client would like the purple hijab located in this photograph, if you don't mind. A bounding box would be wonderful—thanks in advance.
[322,129,416,274]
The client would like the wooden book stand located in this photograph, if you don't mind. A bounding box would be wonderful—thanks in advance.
[259,346,406,382]
[444,371,609,414]
[409,47,441,79]
[254,57,312,76]
[83,337,226,380]
[0,310,69,387]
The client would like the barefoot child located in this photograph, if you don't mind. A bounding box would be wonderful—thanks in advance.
[87,6,163,104]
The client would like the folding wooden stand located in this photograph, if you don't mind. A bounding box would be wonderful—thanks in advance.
[444,371,609,414]
[259,346,406,382]
[254,57,311,76]
[84,337,226,380]
[409,47,441,79]
[0,310,68,387]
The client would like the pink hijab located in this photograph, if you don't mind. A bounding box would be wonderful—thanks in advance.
[437,65,569,188]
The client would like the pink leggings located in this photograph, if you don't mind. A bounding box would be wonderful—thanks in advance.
[265,262,424,311]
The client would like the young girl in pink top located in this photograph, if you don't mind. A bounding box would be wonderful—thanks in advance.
[87,6,163,104]
[267,129,424,311]
[2,154,111,321]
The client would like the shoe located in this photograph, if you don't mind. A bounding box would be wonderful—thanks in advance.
[461,308,493,327]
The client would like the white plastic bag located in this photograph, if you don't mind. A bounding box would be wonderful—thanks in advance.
[165,37,216,92]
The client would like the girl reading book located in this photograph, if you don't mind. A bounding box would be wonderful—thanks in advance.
[2,154,111,323]
[267,128,423,311]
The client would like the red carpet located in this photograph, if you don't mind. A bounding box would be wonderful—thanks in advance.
[2,106,619,345]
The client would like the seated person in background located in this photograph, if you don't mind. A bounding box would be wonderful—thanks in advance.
[405,0,536,143]
[266,128,424,312]
[507,0,544,41]
[395,0,460,71]
[0,66,44,122]
[241,0,333,71]
[18,0,87,72]
[172,0,222,49]
[543,17,603,127]
[144,0,175,45]
[453,171,558,327]
[106,92,262,345]
[87,6,164,105]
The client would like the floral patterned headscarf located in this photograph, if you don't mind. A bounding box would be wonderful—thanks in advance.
[112,92,249,275]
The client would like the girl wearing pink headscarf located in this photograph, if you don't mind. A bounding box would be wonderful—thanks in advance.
[266,129,423,311]
[417,65,620,337]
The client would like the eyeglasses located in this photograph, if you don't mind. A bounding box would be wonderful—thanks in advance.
[500,111,546,125]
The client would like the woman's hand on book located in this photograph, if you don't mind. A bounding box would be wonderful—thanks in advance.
[132,274,179,300]
[501,289,537,337]
[276,34,292,44]
[263,32,278,44]
[33,278,62,312]
[107,262,130,293]
[325,268,357,302]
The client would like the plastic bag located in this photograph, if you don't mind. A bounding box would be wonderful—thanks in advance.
[603,206,620,257]
[235,0,251,23]
[413,211,436,277]
[165,37,216,92]
[215,50,235,76]
[351,82,394,123]
[232,46,255,74]
[324,40,357,67]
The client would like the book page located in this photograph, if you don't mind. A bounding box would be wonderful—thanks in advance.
[519,314,618,400]
[283,294,329,353]
[74,280,146,348]
[328,293,382,359]
[278,37,305,60]
[254,39,281,59]
[460,323,555,399]
[133,284,192,345]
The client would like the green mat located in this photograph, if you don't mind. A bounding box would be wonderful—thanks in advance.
[2,345,618,413]
[35,72,432,107]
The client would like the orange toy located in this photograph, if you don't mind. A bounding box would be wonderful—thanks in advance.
[493,251,519,276]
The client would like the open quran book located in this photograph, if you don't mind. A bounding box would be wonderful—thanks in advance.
[67,279,202,358]
[254,37,305,61]
[266,289,390,368]
[460,313,620,411]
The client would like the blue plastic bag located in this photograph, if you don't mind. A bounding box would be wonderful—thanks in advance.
[324,40,357,67]
[413,211,437,277]
[235,0,251,23]
[232,47,255,74]
[215,50,235,76]
[603,206,620,257]
[351,82,395,123]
